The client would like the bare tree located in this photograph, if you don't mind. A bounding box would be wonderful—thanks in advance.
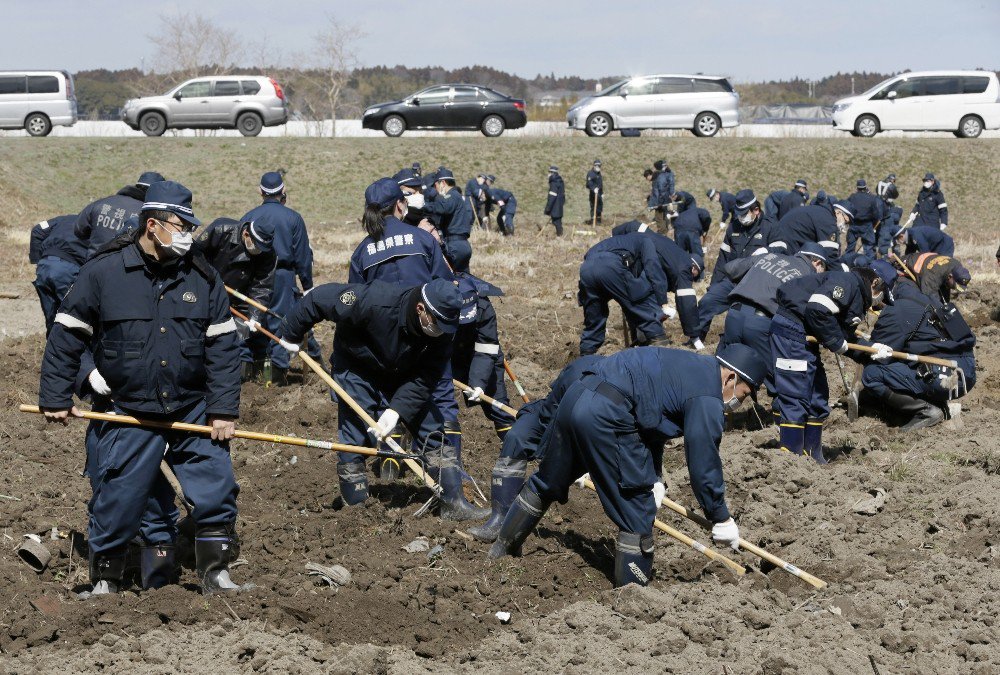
[296,16,364,137]
[147,11,245,85]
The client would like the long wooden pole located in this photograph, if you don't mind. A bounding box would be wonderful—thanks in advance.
[805,335,957,369]
[453,378,518,417]
[503,358,531,403]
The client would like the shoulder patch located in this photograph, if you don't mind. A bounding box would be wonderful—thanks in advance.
[182,291,197,303]
[340,290,357,306]
[832,286,844,299]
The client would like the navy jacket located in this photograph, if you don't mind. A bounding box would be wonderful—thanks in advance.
[711,215,767,285]
[847,190,882,226]
[348,217,451,287]
[586,169,603,194]
[763,190,790,222]
[30,214,86,266]
[465,178,486,205]
[726,252,816,316]
[776,270,870,355]
[488,187,517,214]
[648,170,674,208]
[453,274,505,391]
[717,191,737,224]
[280,281,452,424]
[906,227,954,257]
[75,185,146,260]
[596,347,730,522]
[912,183,948,229]
[767,204,841,259]
[674,207,711,236]
[545,173,565,219]
[421,187,473,238]
[871,278,974,357]
[194,217,276,323]
[525,354,605,426]
[241,198,313,289]
[672,191,696,214]
[585,233,670,307]
[777,190,807,221]
[40,231,241,417]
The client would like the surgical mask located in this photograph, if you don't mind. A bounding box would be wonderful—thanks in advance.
[154,221,193,257]
[871,290,885,309]
[419,310,444,337]
[723,378,742,413]
[594,167,601,173]
[738,211,754,225]
[405,193,425,210]
[923,181,933,189]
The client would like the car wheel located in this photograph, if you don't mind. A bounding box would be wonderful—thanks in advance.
[585,112,612,137]
[692,112,721,137]
[140,112,167,137]
[854,114,879,138]
[24,113,52,137]
[958,115,983,138]
[382,115,405,137]
[237,112,263,137]
[481,115,506,137]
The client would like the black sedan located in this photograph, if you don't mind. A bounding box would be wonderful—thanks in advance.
[362,84,527,137]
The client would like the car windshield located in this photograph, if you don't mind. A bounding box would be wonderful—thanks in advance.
[861,76,899,99]
[596,79,629,96]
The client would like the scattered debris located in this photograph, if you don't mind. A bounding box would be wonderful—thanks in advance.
[17,534,51,572]
[852,488,887,516]
[305,562,351,587]
[495,611,512,624]
[427,545,444,561]
[403,537,430,553]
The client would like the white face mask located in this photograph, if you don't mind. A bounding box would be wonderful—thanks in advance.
[154,221,193,257]
[923,181,933,189]
[738,211,755,225]
[405,193,425,210]
[419,309,444,337]
[723,377,742,413]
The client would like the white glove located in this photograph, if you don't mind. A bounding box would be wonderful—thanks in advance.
[405,193,425,209]
[652,481,665,508]
[871,342,894,363]
[574,472,591,489]
[905,213,916,226]
[940,223,947,231]
[661,304,677,320]
[367,408,400,442]
[593,188,599,194]
[463,386,485,402]
[278,338,300,353]
[496,200,505,207]
[88,369,111,396]
[712,518,741,551]
[718,222,727,229]
[691,338,706,352]
[245,318,261,333]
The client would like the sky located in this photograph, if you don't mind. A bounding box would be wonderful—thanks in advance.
[3,0,998,83]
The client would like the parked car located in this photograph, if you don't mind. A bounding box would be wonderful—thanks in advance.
[362,84,527,137]
[122,75,288,137]
[567,75,739,137]
[832,70,1000,138]
[0,70,77,136]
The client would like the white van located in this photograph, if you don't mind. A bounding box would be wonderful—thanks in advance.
[831,70,1000,138]
[0,71,78,136]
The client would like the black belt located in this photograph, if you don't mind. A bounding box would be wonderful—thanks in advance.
[580,374,630,407]
[731,301,771,318]
[275,261,296,270]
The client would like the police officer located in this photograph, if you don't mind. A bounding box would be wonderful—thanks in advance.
[706,188,737,231]
[578,232,672,355]
[278,278,488,521]
[766,200,847,260]
[488,344,764,588]
[76,171,164,259]
[648,160,674,231]
[241,171,319,384]
[762,188,791,229]
[846,179,881,258]
[810,190,838,209]
[876,183,903,258]
[876,173,897,199]
[776,179,809,221]
[544,165,566,236]
[39,181,243,595]
[485,176,517,236]
[907,173,948,231]
[719,243,828,400]
[586,159,604,224]
[29,213,85,334]
[421,168,474,272]
[673,206,711,257]
[469,354,605,542]
[195,217,276,382]
[861,270,975,430]
[466,173,488,228]
[482,174,498,229]
[900,225,955,257]
[770,266,890,463]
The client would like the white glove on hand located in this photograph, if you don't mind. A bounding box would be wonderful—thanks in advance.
[574,472,591,489]
[712,518,741,551]
[652,481,665,508]
[692,338,706,352]
[718,221,727,229]
[367,409,400,442]
[871,343,894,363]
[278,338,300,353]
[463,386,485,402]
[593,188,600,194]
[661,304,677,320]
[496,200,505,207]
[88,369,111,396]
[245,318,261,333]
[940,223,947,231]
[405,193,425,209]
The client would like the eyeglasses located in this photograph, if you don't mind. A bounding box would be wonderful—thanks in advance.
[157,218,197,234]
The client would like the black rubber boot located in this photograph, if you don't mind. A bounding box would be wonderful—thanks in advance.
[240,362,257,383]
[195,524,241,594]
[804,419,828,465]
[880,391,945,430]
[272,367,289,387]
[468,458,527,542]
[613,532,654,587]
[337,462,370,506]
[437,442,490,521]
[140,543,176,590]
[488,486,549,559]
[89,548,126,595]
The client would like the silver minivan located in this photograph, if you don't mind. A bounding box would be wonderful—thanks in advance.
[0,70,77,136]
[567,74,740,137]
[121,75,289,137]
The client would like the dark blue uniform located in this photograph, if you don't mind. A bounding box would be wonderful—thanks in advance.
[846,190,882,258]
[75,185,146,260]
[776,190,807,221]
[762,190,790,228]
[241,198,316,370]
[906,227,955,257]
[766,204,841,260]
[529,347,732,534]
[39,230,242,558]
[544,172,566,235]
[348,217,451,286]
[649,170,674,211]
[770,270,870,456]
[700,213,767,339]
[673,207,711,257]
[30,214,85,334]
[488,186,517,235]
[911,182,948,230]
[421,187,474,272]
[717,191,737,225]
[876,200,903,257]
[465,178,487,227]
[578,233,670,354]
[586,169,603,222]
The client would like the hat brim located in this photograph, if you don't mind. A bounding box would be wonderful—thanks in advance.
[716,354,763,391]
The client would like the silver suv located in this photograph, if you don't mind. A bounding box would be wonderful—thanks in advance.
[567,74,740,137]
[122,75,288,137]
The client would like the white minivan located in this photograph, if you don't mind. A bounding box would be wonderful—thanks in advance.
[0,70,77,136]
[831,70,1000,138]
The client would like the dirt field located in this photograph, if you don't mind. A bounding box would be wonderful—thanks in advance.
[0,137,998,674]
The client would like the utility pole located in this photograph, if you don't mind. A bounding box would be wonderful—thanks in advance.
[851,77,855,95]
